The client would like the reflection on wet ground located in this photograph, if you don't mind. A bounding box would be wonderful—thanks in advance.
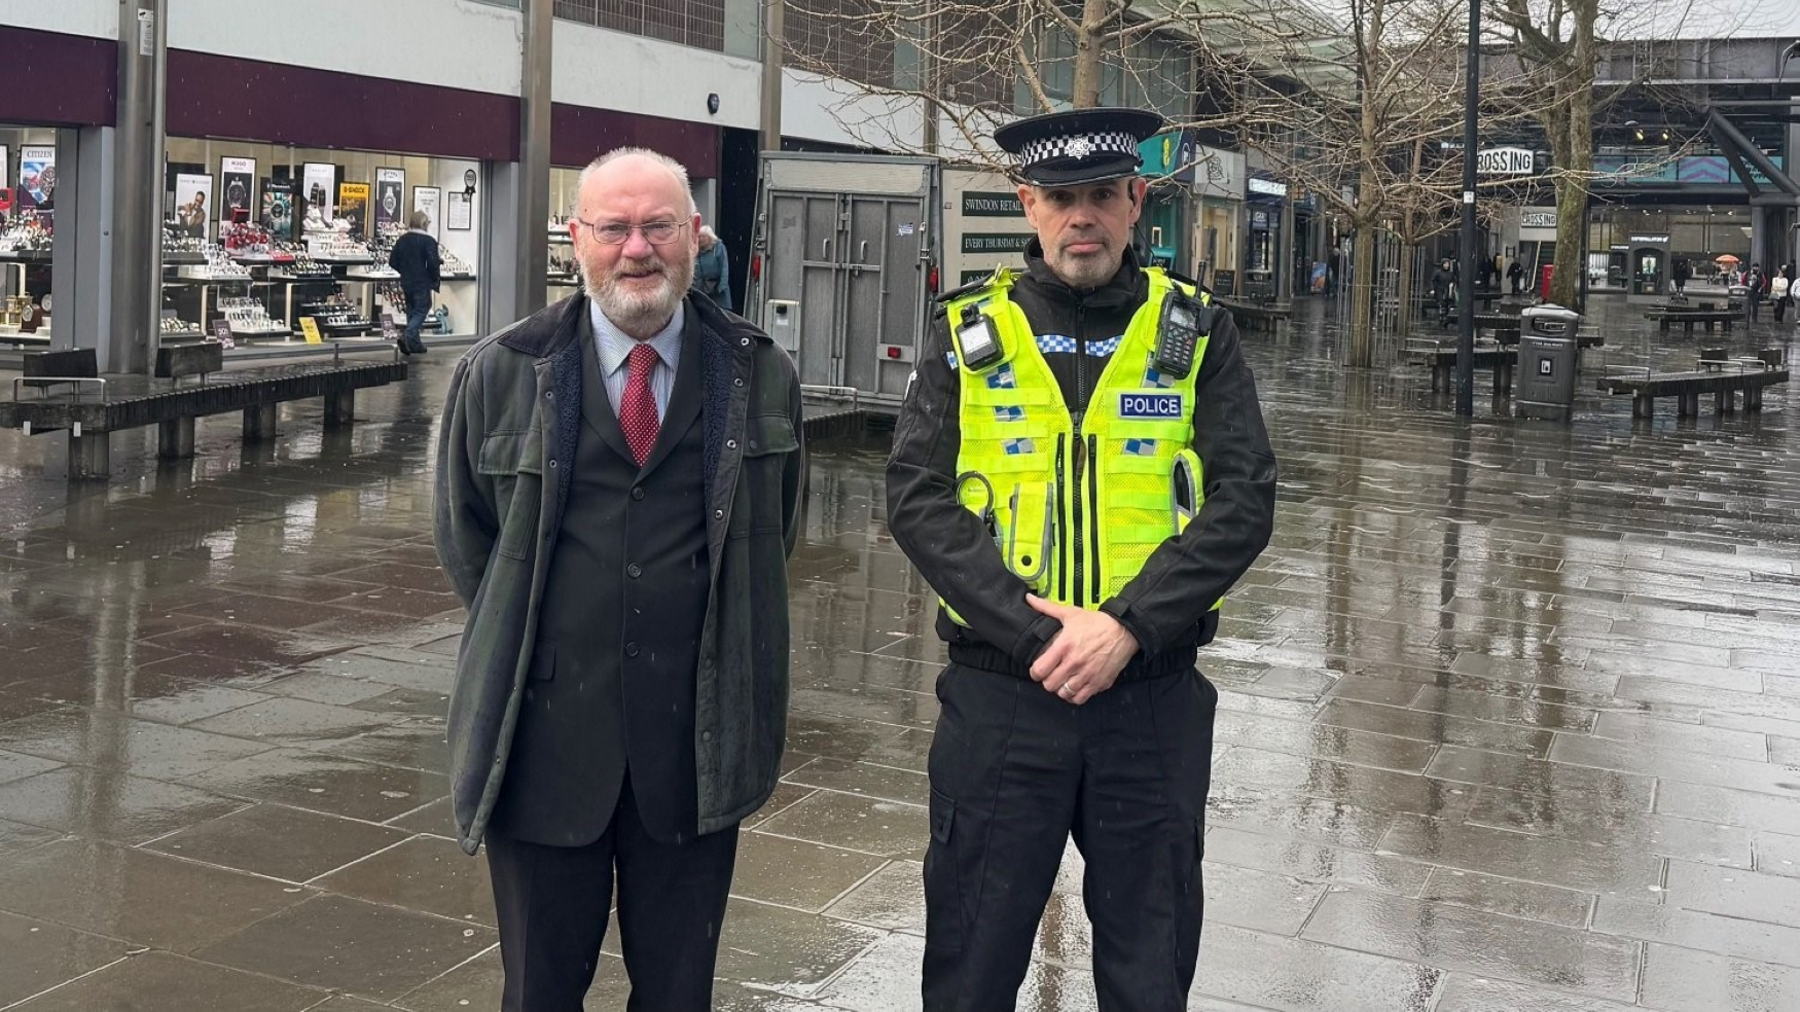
[0,296,1796,1010]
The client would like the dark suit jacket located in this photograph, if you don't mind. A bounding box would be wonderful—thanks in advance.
[492,309,711,846]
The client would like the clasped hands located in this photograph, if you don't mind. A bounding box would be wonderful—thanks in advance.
[1025,595,1139,706]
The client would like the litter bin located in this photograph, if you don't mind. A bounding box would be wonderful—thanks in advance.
[1516,304,1582,421]
[1726,284,1750,315]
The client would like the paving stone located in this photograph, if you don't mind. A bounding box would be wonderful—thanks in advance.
[145,802,409,883]
[1301,889,1639,1002]
[1378,814,1663,895]
[1418,867,1594,928]
[1638,942,1800,1012]
[6,950,328,1011]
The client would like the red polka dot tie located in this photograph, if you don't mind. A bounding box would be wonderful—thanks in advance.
[619,343,661,467]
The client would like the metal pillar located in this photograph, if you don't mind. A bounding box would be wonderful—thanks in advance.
[760,0,785,155]
[243,405,278,442]
[50,126,115,358]
[516,0,553,320]
[324,391,355,429]
[158,417,195,458]
[110,0,167,375]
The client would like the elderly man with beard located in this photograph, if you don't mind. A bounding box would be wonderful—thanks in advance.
[434,147,805,1012]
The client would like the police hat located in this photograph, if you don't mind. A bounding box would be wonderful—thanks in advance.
[994,108,1165,187]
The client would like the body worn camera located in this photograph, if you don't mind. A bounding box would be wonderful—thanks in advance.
[954,301,1006,372]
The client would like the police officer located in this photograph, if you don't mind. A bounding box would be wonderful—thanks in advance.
[886,108,1277,1011]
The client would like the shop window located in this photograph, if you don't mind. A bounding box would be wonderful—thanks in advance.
[159,138,482,349]
[0,125,58,347]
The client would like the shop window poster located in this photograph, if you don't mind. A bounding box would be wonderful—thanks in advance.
[261,179,295,240]
[337,182,371,237]
[412,186,442,241]
[18,145,55,208]
[302,162,336,227]
[374,167,404,235]
[0,146,9,208]
[219,156,256,226]
[173,173,213,239]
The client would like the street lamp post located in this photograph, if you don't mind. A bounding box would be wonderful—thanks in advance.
[1455,0,1480,417]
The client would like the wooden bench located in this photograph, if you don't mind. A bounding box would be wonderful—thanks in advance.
[1598,361,1788,418]
[1406,341,1515,395]
[1,351,407,479]
[1643,310,1738,334]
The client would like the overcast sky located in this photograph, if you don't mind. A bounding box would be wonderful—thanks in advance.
[1618,0,1800,39]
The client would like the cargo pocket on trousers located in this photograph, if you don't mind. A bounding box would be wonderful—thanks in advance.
[924,788,966,952]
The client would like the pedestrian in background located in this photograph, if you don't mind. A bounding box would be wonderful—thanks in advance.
[434,147,804,1012]
[1773,264,1792,323]
[692,224,733,313]
[388,211,439,355]
[1747,263,1766,322]
[1507,258,1524,294]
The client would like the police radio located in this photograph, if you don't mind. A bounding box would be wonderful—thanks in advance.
[954,301,1006,372]
[1153,290,1212,379]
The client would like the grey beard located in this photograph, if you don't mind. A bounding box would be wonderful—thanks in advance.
[584,255,695,336]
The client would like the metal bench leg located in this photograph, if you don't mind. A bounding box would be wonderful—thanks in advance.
[68,432,110,479]
[243,404,279,442]
[158,418,196,459]
[1677,393,1695,417]
[1496,362,1513,397]
[324,391,355,429]
[1747,387,1763,412]
[1634,395,1652,418]
[1715,390,1731,415]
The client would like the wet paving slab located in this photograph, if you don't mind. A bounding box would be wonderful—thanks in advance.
[0,297,1795,1008]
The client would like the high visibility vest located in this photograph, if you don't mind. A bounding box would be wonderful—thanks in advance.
[943,265,1217,619]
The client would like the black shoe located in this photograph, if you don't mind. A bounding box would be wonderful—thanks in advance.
[397,341,413,357]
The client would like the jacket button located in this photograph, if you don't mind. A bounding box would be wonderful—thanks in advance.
[548,459,558,469]
[726,439,737,450]
[627,563,642,578]
[625,642,640,658]
[545,391,554,400]
[740,337,750,346]
[631,487,645,501]
[733,377,744,388]
[713,509,724,519]
[701,730,714,744]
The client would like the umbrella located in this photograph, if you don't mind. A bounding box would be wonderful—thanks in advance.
[1715,254,1741,264]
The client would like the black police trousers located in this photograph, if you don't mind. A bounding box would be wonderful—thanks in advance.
[922,660,1218,1012]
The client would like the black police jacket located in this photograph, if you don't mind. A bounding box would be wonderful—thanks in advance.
[885,241,1278,678]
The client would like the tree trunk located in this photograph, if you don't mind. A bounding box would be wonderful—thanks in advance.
[1397,243,1416,338]
[1070,0,1109,109]
[1349,224,1377,367]
[1549,3,1597,309]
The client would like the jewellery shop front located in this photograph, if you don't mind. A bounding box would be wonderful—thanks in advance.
[0,124,59,342]
[154,53,515,353]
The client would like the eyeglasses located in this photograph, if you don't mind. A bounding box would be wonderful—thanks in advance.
[573,218,689,246]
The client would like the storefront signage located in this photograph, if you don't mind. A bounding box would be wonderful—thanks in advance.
[302,163,336,224]
[961,191,1024,217]
[1521,210,1557,229]
[173,173,212,239]
[337,182,370,237]
[1251,210,1271,230]
[1628,234,1670,245]
[1477,147,1536,175]
[300,317,324,344]
[1247,177,1288,198]
[1138,131,1200,183]
[961,232,1033,254]
[219,157,256,227]
[17,145,54,208]
[1195,147,1243,200]
[1211,269,1236,296]
[413,186,442,240]
[260,180,294,240]
[446,191,473,231]
[375,167,405,235]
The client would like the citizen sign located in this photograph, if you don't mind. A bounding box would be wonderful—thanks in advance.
[1477,148,1535,176]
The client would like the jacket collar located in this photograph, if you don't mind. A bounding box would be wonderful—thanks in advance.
[1021,238,1146,308]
